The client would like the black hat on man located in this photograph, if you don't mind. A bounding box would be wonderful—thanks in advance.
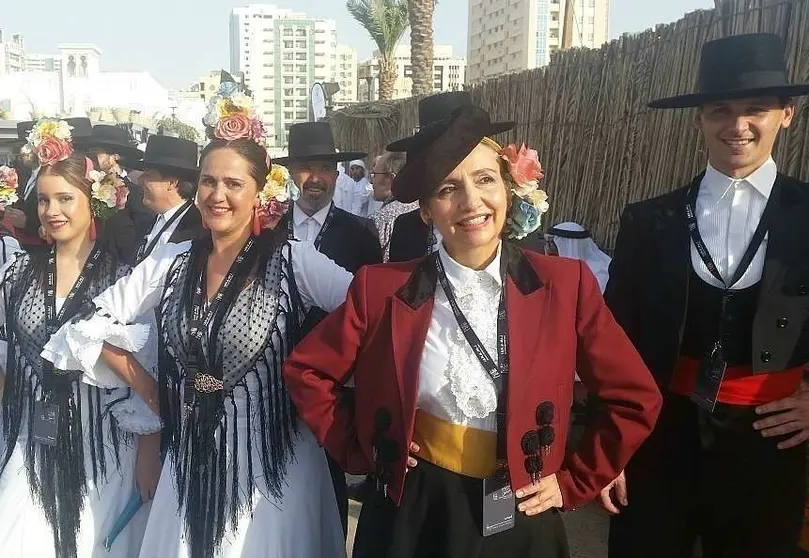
[84,124,144,164]
[132,135,199,181]
[274,122,366,165]
[387,91,514,152]
[649,33,809,109]
[393,105,515,204]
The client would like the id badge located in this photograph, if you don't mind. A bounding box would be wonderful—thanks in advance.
[482,474,515,537]
[32,400,59,446]
[691,345,727,413]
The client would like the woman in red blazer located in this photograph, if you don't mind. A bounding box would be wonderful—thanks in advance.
[283,106,662,558]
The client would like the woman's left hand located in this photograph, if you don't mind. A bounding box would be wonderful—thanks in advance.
[515,474,563,516]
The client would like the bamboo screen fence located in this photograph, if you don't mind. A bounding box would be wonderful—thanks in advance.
[329,0,809,248]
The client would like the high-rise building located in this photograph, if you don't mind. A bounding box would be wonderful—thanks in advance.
[467,0,610,84]
[0,31,25,75]
[357,44,466,102]
[334,45,358,110]
[230,4,352,147]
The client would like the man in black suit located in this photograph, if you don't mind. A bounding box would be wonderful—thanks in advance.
[83,124,155,264]
[275,122,382,273]
[275,121,382,538]
[386,92,546,261]
[132,135,205,264]
[603,34,809,558]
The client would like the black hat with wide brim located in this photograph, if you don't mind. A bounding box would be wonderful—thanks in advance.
[16,120,35,142]
[274,122,366,165]
[131,135,199,181]
[84,124,144,163]
[649,33,809,109]
[387,91,514,152]
[63,117,94,148]
[393,105,514,204]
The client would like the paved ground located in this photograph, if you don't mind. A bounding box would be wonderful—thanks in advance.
[344,487,609,557]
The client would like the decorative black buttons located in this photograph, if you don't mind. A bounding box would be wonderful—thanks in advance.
[521,431,540,455]
[538,425,556,447]
[760,350,773,363]
[524,455,543,477]
[375,408,392,432]
[777,317,789,329]
[799,285,808,296]
[536,402,554,426]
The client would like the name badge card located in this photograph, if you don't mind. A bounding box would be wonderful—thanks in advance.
[482,475,515,537]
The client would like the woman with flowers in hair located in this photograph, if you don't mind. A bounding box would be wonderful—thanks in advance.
[0,165,23,266]
[42,84,352,558]
[0,119,162,558]
[283,105,662,557]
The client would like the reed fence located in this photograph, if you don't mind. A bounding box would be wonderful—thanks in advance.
[329,0,809,248]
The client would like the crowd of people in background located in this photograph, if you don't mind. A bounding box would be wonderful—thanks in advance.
[0,32,807,558]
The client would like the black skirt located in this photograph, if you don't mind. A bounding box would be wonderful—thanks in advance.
[353,460,570,558]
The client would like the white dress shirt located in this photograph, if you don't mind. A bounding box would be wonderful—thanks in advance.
[293,202,332,242]
[143,200,192,254]
[417,242,502,432]
[691,158,776,290]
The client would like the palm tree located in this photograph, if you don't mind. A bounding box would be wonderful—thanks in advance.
[408,0,436,96]
[347,0,409,101]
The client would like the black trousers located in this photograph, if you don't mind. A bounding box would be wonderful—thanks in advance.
[326,453,348,538]
[353,460,570,558]
[609,394,806,558]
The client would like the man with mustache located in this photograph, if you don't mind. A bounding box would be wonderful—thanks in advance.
[604,34,809,558]
[275,121,382,538]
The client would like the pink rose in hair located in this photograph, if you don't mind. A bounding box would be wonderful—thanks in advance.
[0,166,19,189]
[36,137,73,166]
[215,114,253,141]
[250,118,266,143]
[115,183,129,210]
[257,199,289,231]
[500,144,544,185]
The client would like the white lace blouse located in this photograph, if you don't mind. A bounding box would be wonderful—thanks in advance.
[417,242,502,433]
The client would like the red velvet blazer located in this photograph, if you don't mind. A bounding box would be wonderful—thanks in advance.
[283,243,662,510]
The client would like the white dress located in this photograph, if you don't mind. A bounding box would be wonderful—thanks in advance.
[43,240,353,558]
[0,255,161,558]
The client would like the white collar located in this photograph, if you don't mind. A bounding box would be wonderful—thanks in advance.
[437,241,503,292]
[294,202,332,227]
[160,200,189,222]
[701,157,777,203]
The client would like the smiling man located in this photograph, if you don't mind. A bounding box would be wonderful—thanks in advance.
[604,34,809,558]
[274,121,382,539]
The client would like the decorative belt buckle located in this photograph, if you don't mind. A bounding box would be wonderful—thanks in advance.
[193,373,223,393]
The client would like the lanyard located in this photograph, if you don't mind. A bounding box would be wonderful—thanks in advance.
[287,202,335,250]
[44,246,104,335]
[135,200,193,264]
[684,184,772,291]
[435,254,510,462]
[185,237,258,399]
[42,245,104,396]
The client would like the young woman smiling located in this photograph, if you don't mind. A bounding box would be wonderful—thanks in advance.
[43,87,353,558]
[283,106,662,558]
[0,119,161,558]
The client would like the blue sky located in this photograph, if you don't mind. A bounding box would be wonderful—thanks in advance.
[4,0,712,88]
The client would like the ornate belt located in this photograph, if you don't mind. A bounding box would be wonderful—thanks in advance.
[194,373,224,393]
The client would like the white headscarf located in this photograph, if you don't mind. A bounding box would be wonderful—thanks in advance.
[548,222,612,294]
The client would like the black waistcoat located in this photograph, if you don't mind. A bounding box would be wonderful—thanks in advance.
[680,270,760,367]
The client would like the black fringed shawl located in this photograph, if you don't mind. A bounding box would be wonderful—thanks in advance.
[0,250,130,558]
[156,233,305,558]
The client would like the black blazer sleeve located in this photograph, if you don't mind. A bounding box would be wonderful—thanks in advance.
[603,205,643,343]
[360,218,383,267]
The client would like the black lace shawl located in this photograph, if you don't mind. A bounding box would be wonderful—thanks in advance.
[0,250,130,558]
[156,233,304,558]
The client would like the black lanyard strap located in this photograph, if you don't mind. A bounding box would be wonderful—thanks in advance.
[287,202,335,250]
[435,253,510,463]
[685,183,772,291]
[136,200,193,264]
[185,237,258,401]
[42,245,104,395]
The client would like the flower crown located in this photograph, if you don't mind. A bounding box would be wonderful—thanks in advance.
[494,142,550,240]
[26,118,128,219]
[0,166,20,210]
[204,83,297,232]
